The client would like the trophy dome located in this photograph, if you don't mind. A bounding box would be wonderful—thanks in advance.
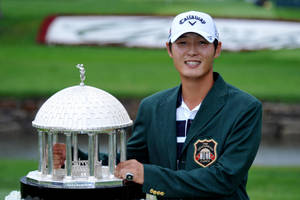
[27,64,131,190]
[32,85,133,132]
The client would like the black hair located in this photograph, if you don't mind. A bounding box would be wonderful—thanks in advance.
[213,39,219,50]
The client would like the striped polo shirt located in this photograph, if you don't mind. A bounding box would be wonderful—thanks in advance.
[176,93,201,160]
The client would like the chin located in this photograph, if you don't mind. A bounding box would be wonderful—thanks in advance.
[182,70,211,80]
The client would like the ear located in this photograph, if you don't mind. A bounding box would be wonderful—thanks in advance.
[214,41,222,58]
[166,42,173,58]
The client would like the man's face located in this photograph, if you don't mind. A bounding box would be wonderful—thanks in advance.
[167,33,221,81]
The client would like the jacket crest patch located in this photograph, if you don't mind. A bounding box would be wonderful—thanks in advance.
[194,139,218,167]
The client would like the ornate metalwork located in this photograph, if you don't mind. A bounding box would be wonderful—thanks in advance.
[28,64,133,188]
[76,64,86,86]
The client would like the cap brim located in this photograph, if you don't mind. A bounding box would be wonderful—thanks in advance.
[170,30,215,43]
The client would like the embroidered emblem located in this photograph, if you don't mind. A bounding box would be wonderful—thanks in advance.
[194,139,217,167]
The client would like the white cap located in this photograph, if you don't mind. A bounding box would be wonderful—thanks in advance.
[168,11,219,43]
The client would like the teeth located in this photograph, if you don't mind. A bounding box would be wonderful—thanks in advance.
[185,61,200,66]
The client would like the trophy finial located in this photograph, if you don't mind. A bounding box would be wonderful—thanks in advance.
[76,64,86,86]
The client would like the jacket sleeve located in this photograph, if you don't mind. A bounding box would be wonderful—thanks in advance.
[142,101,262,198]
[126,99,150,164]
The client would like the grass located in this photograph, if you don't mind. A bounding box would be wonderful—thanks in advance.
[1,0,300,45]
[247,166,300,200]
[0,0,300,102]
[215,49,300,102]
[0,159,300,199]
[1,45,300,102]
[2,0,300,19]
[0,160,37,199]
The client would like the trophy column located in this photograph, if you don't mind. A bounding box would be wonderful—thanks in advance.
[22,64,144,199]
[108,130,117,177]
[120,129,127,162]
[65,132,72,179]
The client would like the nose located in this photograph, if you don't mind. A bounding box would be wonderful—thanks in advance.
[187,43,198,57]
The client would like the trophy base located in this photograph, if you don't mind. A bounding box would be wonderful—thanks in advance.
[20,176,145,200]
[25,170,123,188]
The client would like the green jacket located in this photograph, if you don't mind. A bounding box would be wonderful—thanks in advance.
[127,72,262,199]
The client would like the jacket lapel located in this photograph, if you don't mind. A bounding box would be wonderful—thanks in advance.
[158,86,180,170]
[181,73,228,155]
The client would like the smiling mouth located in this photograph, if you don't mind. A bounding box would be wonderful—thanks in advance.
[185,61,201,67]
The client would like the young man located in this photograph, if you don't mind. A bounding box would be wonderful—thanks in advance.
[114,11,262,199]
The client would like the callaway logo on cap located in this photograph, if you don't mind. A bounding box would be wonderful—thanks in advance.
[168,11,219,43]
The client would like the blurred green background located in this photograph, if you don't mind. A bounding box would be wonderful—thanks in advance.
[1,0,300,101]
[1,0,300,199]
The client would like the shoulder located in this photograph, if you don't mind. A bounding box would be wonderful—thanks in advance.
[213,72,261,109]
[226,83,262,111]
[140,86,179,107]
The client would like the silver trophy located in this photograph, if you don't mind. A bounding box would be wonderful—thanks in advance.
[25,64,133,188]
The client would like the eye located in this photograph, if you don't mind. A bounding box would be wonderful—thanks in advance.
[177,41,187,46]
[199,41,208,45]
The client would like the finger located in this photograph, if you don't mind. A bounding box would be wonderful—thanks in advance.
[114,165,120,177]
[53,159,61,169]
[115,162,125,178]
[123,159,138,167]
[60,158,65,165]
[120,168,129,180]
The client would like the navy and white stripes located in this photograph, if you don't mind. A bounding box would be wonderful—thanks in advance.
[176,96,201,160]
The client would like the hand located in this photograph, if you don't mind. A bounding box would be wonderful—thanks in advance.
[115,159,144,184]
[53,143,66,169]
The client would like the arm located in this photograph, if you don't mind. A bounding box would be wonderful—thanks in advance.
[114,99,149,183]
[126,99,150,164]
[141,101,262,198]
[53,144,110,167]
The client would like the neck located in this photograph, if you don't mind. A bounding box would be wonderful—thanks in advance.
[181,73,214,110]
